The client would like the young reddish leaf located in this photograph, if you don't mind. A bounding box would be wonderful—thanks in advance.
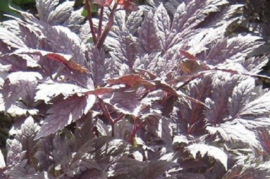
[179,49,197,61]
[14,49,89,74]
[46,53,89,74]
[92,0,112,6]
[85,87,114,96]
[116,0,138,12]
[179,60,201,74]
[106,74,154,88]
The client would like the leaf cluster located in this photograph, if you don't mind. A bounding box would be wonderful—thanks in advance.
[0,0,270,178]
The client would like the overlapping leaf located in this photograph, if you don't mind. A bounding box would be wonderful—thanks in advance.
[186,143,228,170]
[2,72,42,110]
[35,95,96,139]
[0,0,270,178]
[35,81,89,103]
[137,10,161,53]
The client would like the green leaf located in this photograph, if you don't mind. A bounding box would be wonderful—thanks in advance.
[12,0,35,5]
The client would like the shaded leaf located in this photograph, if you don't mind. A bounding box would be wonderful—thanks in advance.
[110,157,176,179]
[3,72,42,110]
[228,78,255,118]
[186,143,228,170]
[207,123,260,148]
[35,95,96,139]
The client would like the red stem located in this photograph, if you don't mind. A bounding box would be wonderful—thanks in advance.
[97,102,113,123]
[128,118,144,144]
[97,101,125,137]
[113,113,125,124]
[85,0,97,44]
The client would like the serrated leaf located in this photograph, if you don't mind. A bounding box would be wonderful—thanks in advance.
[35,23,86,68]
[234,117,270,130]
[126,9,143,35]
[106,74,154,88]
[86,137,132,166]
[176,76,212,134]
[36,0,59,22]
[186,143,228,170]
[257,128,270,155]
[14,116,39,168]
[14,49,88,74]
[35,81,90,103]
[204,74,239,125]
[3,71,42,110]
[87,45,111,86]
[109,28,138,68]
[109,157,176,178]
[155,3,171,50]
[207,123,260,148]
[0,64,11,87]
[239,91,270,117]
[63,8,85,33]
[101,88,142,116]
[172,0,228,33]
[6,139,23,166]
[47,1,74,25]
[0,98,39,116]
[18,23,41,49]
[114,119,133,139]
[137,10,161,53]
[0,27,26,49]
[35,95,96,139]
[223,161,270,179]
[51,134,71,164]
[0,54,28,71]
[229,78,255,118]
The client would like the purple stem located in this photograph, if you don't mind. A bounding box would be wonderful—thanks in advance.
[97,101,124,137]
[85,0,97,44]
[97,101,114,125]
[97,6,104,38]
[96,4,118,49]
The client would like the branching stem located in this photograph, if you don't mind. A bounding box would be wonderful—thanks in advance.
[96,4,118,49]
[97,100,125,137]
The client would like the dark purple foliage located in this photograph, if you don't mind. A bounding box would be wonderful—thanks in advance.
[0,0,270,178]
